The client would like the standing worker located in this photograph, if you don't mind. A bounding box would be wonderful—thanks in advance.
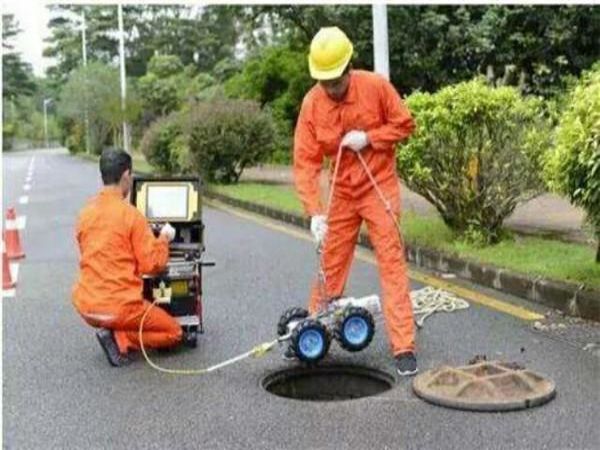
[72,148,182,367]
[293,27,417,375]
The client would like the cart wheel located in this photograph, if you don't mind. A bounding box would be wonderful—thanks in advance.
[184,329,198,348]
[290,319,330,363]
[277,307,309,336]
[335,307,375,352]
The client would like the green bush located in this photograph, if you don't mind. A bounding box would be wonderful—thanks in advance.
[224,45,312,164]
[545,65,600,262]
[398,78,551,244]
[183,99,276,183]
[138,113,187,174]
[65,121,86,154]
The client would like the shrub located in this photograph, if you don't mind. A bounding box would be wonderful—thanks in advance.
[545,65,600,262]
[139,113,187,174]
[183,99,275,183]
[65,121,86,154]
[224,45,312,164]
[398,78,551,244]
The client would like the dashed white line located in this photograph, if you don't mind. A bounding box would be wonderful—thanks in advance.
[16,216,26,229]
[23,184,31,192]
[18,196,29,205]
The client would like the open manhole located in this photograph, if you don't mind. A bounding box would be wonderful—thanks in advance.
[413,360,556,412]
[262,365,395,401]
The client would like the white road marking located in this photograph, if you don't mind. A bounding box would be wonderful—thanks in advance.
[23,184,31,191]
[16,216,26,229]
[18,196,29,205]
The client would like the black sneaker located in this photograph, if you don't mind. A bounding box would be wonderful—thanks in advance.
[282,346,297,361]
[96,329,128,367]
[395,352,418,376]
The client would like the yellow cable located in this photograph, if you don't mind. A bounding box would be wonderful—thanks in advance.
[138,298,278,375]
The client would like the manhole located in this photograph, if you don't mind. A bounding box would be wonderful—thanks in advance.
[413,360,556,412]
[262,365,395,401]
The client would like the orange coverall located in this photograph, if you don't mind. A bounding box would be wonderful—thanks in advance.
[72,186,182,354]
[294,70,416,355]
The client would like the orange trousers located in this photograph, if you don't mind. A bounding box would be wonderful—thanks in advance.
[309,178,415,355]
[79,301,182,354]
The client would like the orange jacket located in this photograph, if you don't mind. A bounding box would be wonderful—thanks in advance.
[293,70,415,216]
[72,186,169,314]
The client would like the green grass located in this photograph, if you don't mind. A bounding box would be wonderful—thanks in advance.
[213,182,600,289]
[211,182,304,213]
[75,151,154,175]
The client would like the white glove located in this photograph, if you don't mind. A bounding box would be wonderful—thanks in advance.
[310,215,328,245]
[159,222,176,242]
[341,130,369,152]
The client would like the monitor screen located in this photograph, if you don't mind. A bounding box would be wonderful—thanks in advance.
[146,185,189,220]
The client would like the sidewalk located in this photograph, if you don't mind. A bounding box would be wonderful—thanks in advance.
[241,164,590,245]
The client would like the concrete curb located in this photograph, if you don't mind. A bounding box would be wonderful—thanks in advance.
[205,189,600,321]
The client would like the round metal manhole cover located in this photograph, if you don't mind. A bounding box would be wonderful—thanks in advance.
[262,365,395,401]
[413,360,556,411]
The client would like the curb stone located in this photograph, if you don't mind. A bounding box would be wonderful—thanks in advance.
[204,188,600,321]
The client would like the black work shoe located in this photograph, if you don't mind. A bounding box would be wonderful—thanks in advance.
[96,329,128,367]
[395,352,418,376]
[282,346,297,361]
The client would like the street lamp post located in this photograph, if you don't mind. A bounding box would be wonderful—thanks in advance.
[81,9,91,154]
[117,3,129,153]
[372,4,390,80]
[43,98,53,149]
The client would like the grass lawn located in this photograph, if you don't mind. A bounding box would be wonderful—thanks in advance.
[76,151,154,175]
[212,182,600,289]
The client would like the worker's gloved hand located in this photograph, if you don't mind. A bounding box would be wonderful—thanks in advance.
[310,215,328,245]
[341,130,369,152]
[159,222,176,242]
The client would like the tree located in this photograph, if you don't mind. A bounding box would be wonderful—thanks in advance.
[241,5,600,96]
[398,79,551,244]
[2,14,36,98]
[545,65,600,262]
[224,45,312,163]
[58,62,140,153]
[44,5,120,85]
[44,4,240,82]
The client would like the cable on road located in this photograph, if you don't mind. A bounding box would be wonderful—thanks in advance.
[139,297,291,375]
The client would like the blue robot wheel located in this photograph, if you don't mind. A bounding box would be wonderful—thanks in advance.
[290,319,330,363]
[335,307,375,352]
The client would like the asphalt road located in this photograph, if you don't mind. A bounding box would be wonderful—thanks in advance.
[3,149,599,450]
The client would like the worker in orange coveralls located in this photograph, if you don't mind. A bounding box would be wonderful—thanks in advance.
[293,27,418,376]
[72,148,181,367]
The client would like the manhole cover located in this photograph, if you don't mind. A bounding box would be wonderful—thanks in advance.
[413,360,556,411]
[262,365,394,401]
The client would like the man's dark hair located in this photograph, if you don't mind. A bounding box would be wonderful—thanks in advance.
[99,148,132,185]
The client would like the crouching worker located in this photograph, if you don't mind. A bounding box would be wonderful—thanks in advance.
[72,148,182,367]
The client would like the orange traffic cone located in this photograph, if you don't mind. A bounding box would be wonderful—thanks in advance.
[3,238,15,290]
[5,208,24,259]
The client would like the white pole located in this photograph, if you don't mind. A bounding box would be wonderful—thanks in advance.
[372,3,390,80]
[82,10,91,154]
[43,100,49,149]
[81,11,88,66]
[118,3,129,153]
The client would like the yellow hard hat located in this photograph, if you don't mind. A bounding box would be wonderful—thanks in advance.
[308,27,354,80]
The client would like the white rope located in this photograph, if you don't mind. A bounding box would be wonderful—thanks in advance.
[410,287,470,328]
